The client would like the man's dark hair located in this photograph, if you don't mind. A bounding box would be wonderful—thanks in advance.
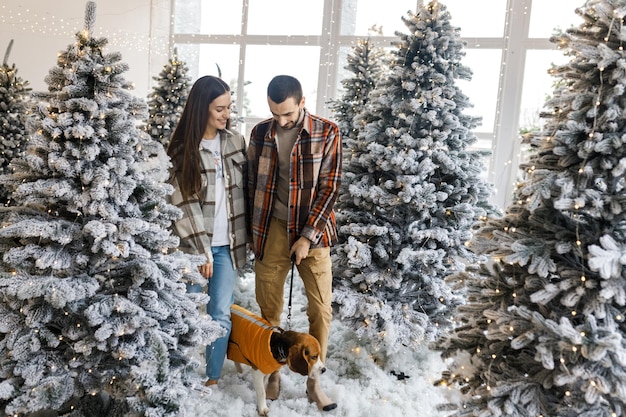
[267,75,303,103]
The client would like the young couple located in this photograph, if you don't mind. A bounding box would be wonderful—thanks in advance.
[166,74,342,409]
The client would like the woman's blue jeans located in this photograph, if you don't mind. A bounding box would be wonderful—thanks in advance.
[188,245,236,380]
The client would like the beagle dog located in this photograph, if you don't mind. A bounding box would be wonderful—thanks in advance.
[227,304,333,416]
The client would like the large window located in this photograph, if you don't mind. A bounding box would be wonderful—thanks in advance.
[171,0,583,208]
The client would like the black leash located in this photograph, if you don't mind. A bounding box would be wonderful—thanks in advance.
[287,254,296,330]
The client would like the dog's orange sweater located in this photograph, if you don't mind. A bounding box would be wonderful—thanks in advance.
[227,304,283,374]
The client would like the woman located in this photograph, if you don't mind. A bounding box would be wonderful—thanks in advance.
[167,75,248,386]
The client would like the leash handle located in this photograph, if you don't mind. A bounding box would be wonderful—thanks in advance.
[287,254,296,330]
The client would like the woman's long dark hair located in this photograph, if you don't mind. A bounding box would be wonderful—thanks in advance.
[167,75,231,198]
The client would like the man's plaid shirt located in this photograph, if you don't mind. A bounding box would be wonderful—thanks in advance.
[247,108,342,260]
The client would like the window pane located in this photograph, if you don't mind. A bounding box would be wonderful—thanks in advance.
[174,0,201,34]
[243,45,320,118]
[456,49,502,134]
[247,0,323,35]
[174,44,201,80]
[519,50,569,132]
[528,1,584,38]
[336,46,352,97]
[445,0,506,37]
[341,0,419,36]
[175,43,241,84]
[201,1,244,35]
[174,0,244,34]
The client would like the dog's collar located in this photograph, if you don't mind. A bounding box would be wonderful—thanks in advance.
[271,327,288,363]
[275,344,288,363]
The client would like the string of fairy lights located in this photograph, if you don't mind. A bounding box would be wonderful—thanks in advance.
[1,21,206,414]
[0,4,171,57]
[0,1,565,211]
[4,1,625,416]
[452,4,624,416]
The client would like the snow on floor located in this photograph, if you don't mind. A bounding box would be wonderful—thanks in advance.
[184,272,454,417]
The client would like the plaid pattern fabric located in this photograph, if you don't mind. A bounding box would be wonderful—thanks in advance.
[168,129,248,269]
[247,108,342,260]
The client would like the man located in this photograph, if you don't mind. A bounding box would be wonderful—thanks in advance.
[247,75,341,411]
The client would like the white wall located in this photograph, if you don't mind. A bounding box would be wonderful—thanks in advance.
[0,0,172,98]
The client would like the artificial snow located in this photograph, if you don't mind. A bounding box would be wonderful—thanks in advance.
[183,271,452,417]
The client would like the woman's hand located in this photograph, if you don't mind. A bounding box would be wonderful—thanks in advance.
[198,262,213,278]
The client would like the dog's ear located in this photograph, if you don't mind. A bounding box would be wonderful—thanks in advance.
[287,342,310,376]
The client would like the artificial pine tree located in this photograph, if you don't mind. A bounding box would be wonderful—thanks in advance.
[0,3,220,416]
[146,48,191,147]
[332,0,495,361]
[330,37,385,151]
[434,1,626,416]
[0,39,31,205]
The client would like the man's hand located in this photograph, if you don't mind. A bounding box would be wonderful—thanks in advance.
[290,237,311,265]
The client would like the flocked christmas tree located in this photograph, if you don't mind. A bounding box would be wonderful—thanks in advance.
[332,1,495,361]
[0,3,220,416]
[145,48,191,147]
[330,36,385,152]
[0,39,31,205]
[434,1,626,416]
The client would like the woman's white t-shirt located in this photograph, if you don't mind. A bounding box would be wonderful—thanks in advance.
[201,135,230,246]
